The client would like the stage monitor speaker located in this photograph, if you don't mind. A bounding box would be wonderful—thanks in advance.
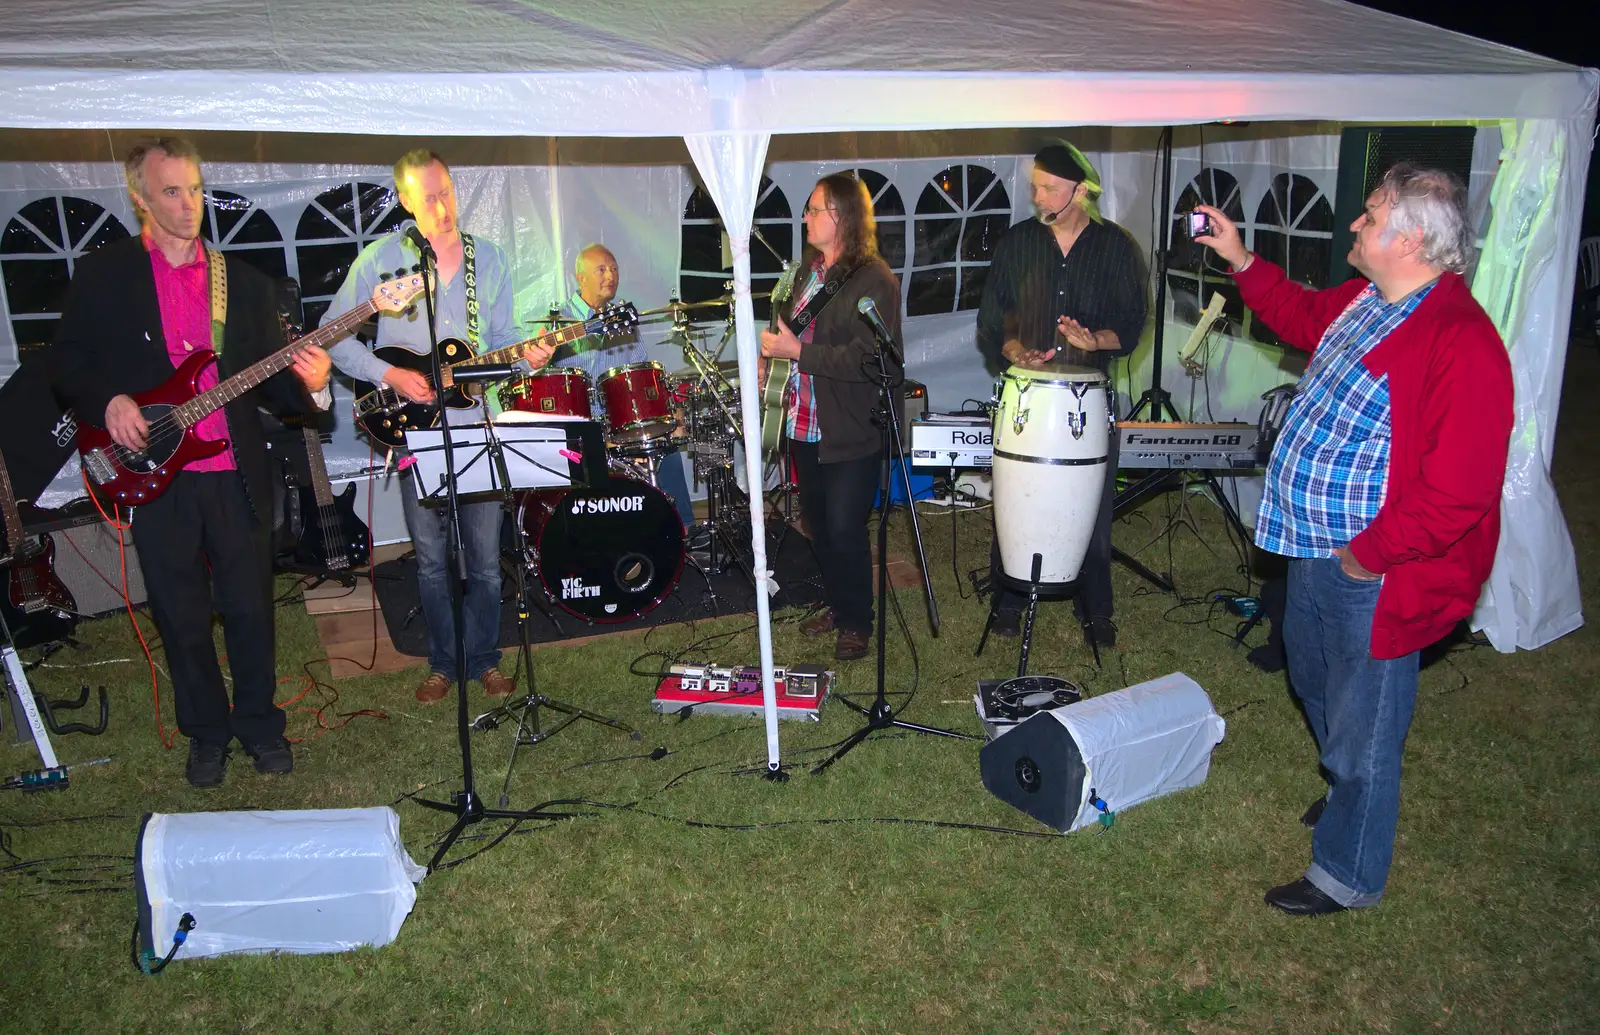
[0,350,79,504]
[134,807,424,969]
[979,672,1226,832]
[1328,125,1478,286]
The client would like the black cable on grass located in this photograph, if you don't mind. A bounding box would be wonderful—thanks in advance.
[532,798,1069,840]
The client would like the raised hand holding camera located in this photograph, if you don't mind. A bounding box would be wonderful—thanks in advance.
[1190,203,1250,270]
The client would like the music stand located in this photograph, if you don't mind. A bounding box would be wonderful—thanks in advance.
[411,419,637,807]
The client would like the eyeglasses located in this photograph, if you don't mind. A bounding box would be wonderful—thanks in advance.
[803,205,837,217]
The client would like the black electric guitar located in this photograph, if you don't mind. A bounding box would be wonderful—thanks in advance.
[292,423,370,573]
[0,450,77,648]
[350,301,639,448]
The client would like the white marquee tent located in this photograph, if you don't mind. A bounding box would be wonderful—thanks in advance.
[0,0,1594,770]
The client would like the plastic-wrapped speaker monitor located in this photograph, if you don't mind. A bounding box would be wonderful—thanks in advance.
[979,672,1225,832]
[134,807,425,968]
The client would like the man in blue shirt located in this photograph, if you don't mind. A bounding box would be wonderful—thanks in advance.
[556,243,696,530]
[326,150,554,704]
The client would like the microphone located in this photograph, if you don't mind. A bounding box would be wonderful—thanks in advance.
[1038,200,1074,225]
[856,297,902,365]
[401,220,433,259]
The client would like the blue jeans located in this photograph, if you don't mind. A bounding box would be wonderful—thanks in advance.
[1283,556,1420,907]
[654,449,696,528]
[401,488,504,681]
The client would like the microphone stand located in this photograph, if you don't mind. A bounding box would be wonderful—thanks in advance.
[403,232,574,871]
[812,313,971,775]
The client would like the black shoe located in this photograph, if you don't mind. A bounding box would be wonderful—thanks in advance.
[1264,877,1348,916]
[1083,617,1117,650]
[186,740,231,788]
[991,611,1021,638]
[1301,796,1326,828]
[245,738,294,775]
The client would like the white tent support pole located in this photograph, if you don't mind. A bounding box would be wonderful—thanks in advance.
[684,122,781,770]
[547,137,568,304]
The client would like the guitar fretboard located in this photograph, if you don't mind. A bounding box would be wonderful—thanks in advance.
[452,322,597,379]
[0,449,24,561]
[173,300,381,429]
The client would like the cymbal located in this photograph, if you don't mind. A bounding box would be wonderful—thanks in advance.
[636,292,772,318]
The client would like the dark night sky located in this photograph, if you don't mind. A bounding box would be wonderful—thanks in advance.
[1346,0,1594,66]
[1348,0,1597,230]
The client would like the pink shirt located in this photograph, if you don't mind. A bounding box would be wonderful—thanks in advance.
[145,233,235,472]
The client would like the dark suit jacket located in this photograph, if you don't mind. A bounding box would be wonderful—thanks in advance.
[794,255,903,464]
[48,236,313,518]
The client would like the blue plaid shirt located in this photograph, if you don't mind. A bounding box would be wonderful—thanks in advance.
[1255,281,1436,557]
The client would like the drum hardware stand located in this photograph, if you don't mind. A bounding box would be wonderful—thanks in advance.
[975,552,1101,672]
[397,235,577,872]
[813,313,974,775]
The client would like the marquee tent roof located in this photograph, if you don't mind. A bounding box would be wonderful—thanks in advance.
[0,0,1593,136]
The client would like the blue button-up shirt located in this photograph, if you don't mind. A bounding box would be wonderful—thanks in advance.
[554,291,646,381]
[325,230,517,425]
[1256,281,1436,557]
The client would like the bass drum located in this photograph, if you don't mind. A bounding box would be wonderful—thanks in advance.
[515,477,685,623]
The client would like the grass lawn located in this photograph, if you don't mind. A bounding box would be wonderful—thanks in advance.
[3,347,1597,1034]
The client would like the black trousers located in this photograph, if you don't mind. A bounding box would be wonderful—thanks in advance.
[131,470,284,747]
[790,440,881,636]
[991,433,1120,623]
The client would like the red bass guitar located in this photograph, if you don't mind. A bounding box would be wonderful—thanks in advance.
[77,273,426,507]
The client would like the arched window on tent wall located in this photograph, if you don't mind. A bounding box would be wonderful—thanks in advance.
[295,181,410,329]
[1249,173,1335,344]
[1167,167,1248,335]
[907,164,1011,316]
[679,176,793,324]
[1,196,130,354]
[203,190,287,284]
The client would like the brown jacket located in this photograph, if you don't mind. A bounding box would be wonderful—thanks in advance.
[796,256,903,463]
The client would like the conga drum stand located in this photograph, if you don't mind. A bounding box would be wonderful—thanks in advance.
[976,552,1101,673]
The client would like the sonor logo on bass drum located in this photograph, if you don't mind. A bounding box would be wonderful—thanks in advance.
[570,495,647,515]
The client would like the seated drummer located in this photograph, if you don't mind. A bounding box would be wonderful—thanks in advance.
[553,243,696,530]
[974,141,1148,650]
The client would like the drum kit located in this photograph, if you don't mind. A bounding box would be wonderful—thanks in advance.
[491,291,764,625]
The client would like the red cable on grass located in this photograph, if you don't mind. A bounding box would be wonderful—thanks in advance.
[84,471,174,749]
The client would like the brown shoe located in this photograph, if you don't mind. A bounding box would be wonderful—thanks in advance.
[800,610,836,638]
[480,668,515,697]
[834,628,870,661]
[415,672,452,703]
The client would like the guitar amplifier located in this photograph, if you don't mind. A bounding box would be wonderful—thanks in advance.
[38,516,148,616]
[909,414,993,469]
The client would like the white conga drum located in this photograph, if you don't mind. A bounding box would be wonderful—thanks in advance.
[991,363,1111,586]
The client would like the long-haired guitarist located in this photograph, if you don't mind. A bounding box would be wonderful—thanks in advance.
[760,173,903,662]
[49,136,333,788]
[324,150,532,706]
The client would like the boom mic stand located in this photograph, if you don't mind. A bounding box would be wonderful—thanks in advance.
[812,311,973,775]
[401,233,574,871]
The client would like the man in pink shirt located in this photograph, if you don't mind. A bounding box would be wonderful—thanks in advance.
[52,138,332,788]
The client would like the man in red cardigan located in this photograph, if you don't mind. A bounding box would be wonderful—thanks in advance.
[1194,163,1512,916]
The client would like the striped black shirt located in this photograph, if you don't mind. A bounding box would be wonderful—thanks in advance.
[975,217,1149,374]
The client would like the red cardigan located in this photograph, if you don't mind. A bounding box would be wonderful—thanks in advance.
[1233,258,1512,659]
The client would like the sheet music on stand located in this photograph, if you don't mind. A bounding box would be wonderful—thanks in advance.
[405,419,599,503]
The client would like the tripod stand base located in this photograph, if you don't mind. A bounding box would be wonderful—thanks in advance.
[811,693,975,774]
[411,791,580,872]
[474,692,637,741]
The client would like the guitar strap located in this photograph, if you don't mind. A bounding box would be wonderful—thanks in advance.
[787,260,863,336]
[461,232,480,353]
[206,245,228,357]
